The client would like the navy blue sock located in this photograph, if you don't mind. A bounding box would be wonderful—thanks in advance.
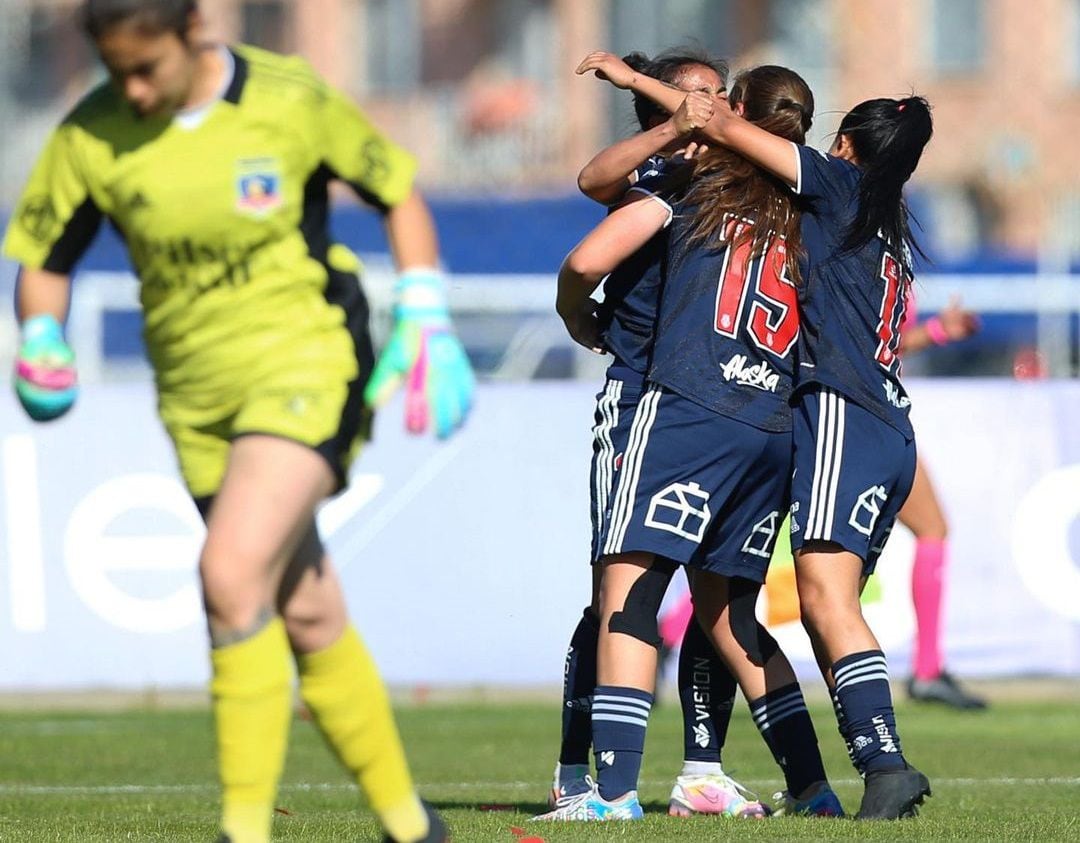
[559,607,599,766]
[833,650,906,773]
[831,687,863,775]
[749,683,828,796]
[592,685,652,801]
[678,616,735,764]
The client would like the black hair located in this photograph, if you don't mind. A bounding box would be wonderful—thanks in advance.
[837,96,934,265]
[621,46,728,131]
[81,0,196,39]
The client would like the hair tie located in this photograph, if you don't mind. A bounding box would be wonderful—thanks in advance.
[897,102,907,112]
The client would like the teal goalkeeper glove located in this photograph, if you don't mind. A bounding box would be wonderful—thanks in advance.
[14,314,78,422]
[363,269,475,439]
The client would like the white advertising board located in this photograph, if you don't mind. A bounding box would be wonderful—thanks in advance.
[1,379,1077,688]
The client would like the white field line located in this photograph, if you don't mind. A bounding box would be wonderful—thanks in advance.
[0,777,1078,796]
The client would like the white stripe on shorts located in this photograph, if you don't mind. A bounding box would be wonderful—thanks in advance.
[807,389,846,541]
[591,379,622,538]
[604,384,662,555]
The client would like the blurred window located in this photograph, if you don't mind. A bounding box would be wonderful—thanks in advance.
[607,0,734,140]
[9,7,95,108]
[366,0,420,93]
[923,184,992,260]
[494,0,555,83]
[765,0,835,147]
[767,0,831,70]
[929,0,984,74]
[1051,193,1080,257]
[609,0,734,60]
[241,0,293,53]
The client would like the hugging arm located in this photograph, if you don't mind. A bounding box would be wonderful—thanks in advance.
[576,51,798,187]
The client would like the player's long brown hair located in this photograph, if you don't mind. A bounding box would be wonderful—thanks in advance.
[686,65,814,282]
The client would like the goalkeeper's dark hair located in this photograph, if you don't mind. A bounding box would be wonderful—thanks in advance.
[81,0,197,39]
[621,47,728,130]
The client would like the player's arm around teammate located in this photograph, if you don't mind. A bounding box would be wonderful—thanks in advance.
[576,53,720,204]
[557,163,694,352]
[581,50,940,819]
[602,66,938,817]
[545,49,767,819]
[542,65,843,822]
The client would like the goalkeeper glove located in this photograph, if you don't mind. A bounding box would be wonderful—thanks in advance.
[14,313,78,422]
[363,268,474,439]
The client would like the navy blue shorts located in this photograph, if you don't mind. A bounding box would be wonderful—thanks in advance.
[589,362,647,562]
[598,383,791,582]
[790,387,917,574]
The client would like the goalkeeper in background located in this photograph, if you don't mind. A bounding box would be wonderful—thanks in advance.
[3,1,473,841]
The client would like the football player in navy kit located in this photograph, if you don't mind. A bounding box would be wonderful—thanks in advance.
[579,52,936,821]
[545,49,772,820]
[540,64,842,822]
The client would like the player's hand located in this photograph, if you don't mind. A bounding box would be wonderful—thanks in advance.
[938,295,981,341]
[671,91,715,137]
[363,269,474,439]
[680,141,710,160]
[13,313,78,422]
[575,51,637,89]
[558,298,605,354]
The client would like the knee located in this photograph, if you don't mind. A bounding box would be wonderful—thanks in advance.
[725,581,778,666]
[283,614,339,655]
[282,598,345,654]
[602,557,675,648]
[920,519,948,542]
[796,576,836,633]
[199,548,268,632]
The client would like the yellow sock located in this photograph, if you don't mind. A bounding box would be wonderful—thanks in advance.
[211,617,293,843]
[297,626,429,842]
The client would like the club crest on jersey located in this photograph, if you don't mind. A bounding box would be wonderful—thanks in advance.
[720,353,780,392]
[236,158,282,215]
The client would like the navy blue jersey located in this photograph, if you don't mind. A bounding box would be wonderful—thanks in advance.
[597,156,687,373]
[792,144,914,439]
[647,193,800,433]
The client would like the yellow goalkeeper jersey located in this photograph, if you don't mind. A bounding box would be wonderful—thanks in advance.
[2,44,416,397]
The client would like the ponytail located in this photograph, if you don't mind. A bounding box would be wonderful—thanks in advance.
[838,96,933,266]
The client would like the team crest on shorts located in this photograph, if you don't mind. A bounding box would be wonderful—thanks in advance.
[741,510,780,558]
[645,481,711,542]
[236,157,283,215]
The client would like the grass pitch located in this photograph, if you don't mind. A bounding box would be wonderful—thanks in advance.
[0,691,1077,841]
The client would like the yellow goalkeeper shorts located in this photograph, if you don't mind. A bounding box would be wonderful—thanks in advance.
[160,329,373,499]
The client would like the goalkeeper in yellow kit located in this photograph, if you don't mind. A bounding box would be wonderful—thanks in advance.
[3,1,474,841]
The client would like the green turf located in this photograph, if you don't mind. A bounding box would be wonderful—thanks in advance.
[0,696,1077,841]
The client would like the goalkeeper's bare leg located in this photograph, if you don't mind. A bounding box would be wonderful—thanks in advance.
[279,527,444,842]
[201,435,439,843]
